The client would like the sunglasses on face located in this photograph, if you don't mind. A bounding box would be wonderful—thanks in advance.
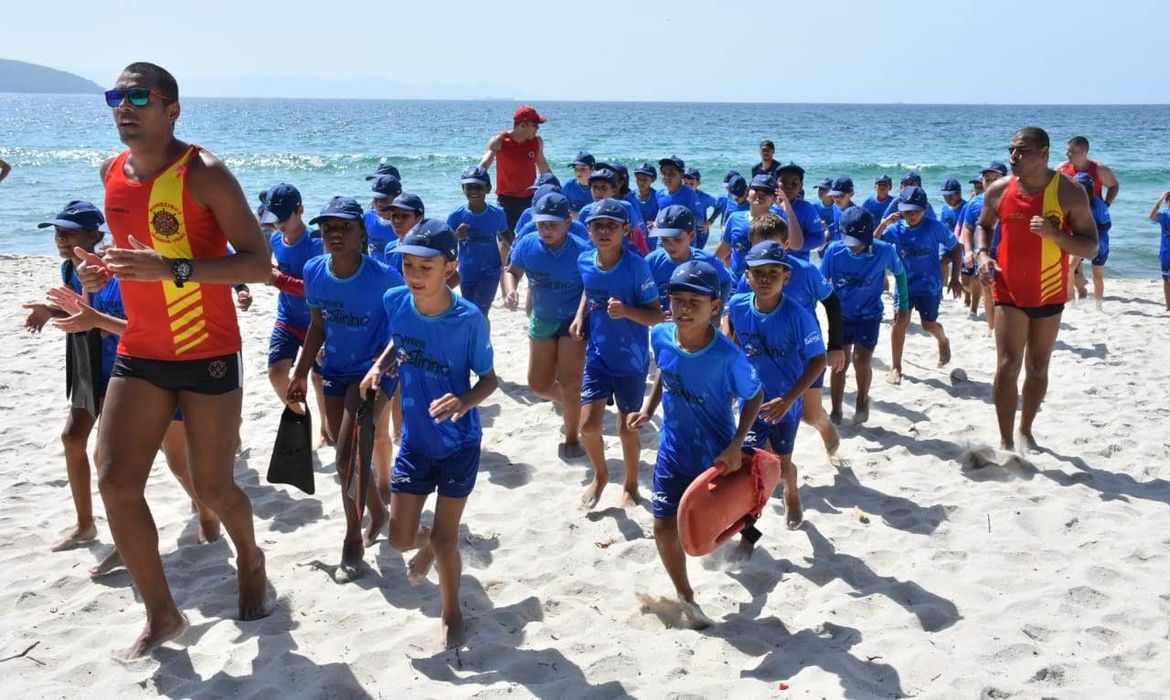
[104,88,171,108]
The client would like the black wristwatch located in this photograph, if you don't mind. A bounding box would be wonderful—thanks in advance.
[171,258,193,287]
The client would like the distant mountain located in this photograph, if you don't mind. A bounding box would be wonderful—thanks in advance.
[0,59,102,94]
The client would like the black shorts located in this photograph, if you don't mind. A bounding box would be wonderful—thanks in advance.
[994,302,1065,319]
[112,352,243,395]
[497,194,533,242]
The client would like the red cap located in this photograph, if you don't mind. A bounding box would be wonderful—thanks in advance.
[513,105,547,124]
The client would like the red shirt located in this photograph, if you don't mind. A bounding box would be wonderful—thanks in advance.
[993,173,1071,308]
[1059,160,1103,200]
[495,131,539,197]
[104,145,241,360]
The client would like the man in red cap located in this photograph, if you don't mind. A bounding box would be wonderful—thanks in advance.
[479,105,552,237]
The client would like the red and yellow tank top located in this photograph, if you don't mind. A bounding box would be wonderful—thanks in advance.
[104,145,241,360]
[495,130,538,197]
[1059,160,1103,199]
[993,173,1071,308]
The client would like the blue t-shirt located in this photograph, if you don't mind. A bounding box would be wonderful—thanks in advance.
[719,196,750,228]
[819,240,905,321]
[637,189,660,225]
[447,204,508,281]
[1156,211,1170,236]
[644,247,732,310]
[514,217,590,245]
[578,248,659,376]
[383,287,494,458]
[382,238,403,274]
[813,201,834,229]
[562,179,592,212]
[884,199,937,221]
[726,292,825,399]
[303,255,405,379]
[1090,198,1111,237]
[270,228,324,331]
[63,262,124,383]
[363,211,396,263]
[939,200,966,234]
[508,232,590,321]
[732,255,832,324]
[651,324,761,476]
[721,210,754,281]
[694,189,719,225]
[861,195,896,225]
[515,207,534,235]
[961,194,984,230]
[883,218,958,296]
[774,199,826,255]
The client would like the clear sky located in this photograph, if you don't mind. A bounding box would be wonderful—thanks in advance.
[6,0,1168,103]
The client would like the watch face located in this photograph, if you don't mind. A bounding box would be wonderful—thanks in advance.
[174,260,192,279]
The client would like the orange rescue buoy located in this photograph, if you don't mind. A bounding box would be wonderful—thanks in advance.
[677,448,782,556]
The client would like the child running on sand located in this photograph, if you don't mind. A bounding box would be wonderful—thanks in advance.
[287,197,403,583]
[628,260,763,629]
[362,219,498,649]
[1150,190,1170,311]
[572,199,664,509]
[502,192,591,458]
[645,205,731,315]
[448,166,509,318]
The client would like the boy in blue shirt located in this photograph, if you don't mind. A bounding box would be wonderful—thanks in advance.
[447,166,509,318]
[564,151,595,214]
[363,175,403,262]
[725,242,828,530]
[627,261,763,628]
[571,199,664,510]
[719,173,750,230]
[820,208,909,425]
[645,205,731,313]
[655,155,701,251]
[502,193,590,458]
[861,175,895,225]
[826,176,859,246]
[774,162,827,259]
[578,168,648,256]
[875,186,962,384]
[883,172,938,220]
[362,219,498,650]
[633,163,660,225]
[812,178,835,231]
[683,168,721,249]
[1147,190,1170,311]
[288,197,405,583]
[715,174,777,282]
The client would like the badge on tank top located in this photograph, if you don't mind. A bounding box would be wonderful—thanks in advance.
[150,202,184,243]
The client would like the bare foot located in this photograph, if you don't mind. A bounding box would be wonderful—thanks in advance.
[1016,430,1040,454]
[51,522,98,552]
[558,440,586,460]
[580,478,606,510]
[728,538,755,564]
[824,429,840,459]
[678,595,714,630]
[333,540,364,584]
[407,543,436,586]
[886,368,903,385]
[829,409,843,426]
[853,399,870,425]
[784,487,804,530]
[119,609,189,660]
[938,338,951,367]
[196,507,221,544]
[999,438,1015,452]
[239,550,272,620]
[90,548,124,578]
[364,505,387,548]
[620,485,640,509]
[442,611,465,649]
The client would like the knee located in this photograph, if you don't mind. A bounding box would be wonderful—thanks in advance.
[1023,354,1050,379]
[97,463,142,503]
[528,373,555,397]
[653,517,677,541]
[388,526,415,553]
[580,410,602,435]
[189,473,236,511]
[61,424,89,453]
[428,527,458,555]
[997,352,1023,376]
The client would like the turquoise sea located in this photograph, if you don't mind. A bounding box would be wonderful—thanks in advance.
[2,96,1168,277]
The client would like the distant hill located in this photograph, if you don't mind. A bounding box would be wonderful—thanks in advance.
[0,59,102,94]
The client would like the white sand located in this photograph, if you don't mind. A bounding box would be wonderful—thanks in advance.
[1,253,1168,698]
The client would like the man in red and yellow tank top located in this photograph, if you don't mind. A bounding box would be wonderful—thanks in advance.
[75,62,272,659]
[1058,135,1119,205]
[975,127,1099,454]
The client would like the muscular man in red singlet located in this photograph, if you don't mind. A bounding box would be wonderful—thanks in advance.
[76,63,272,659]
[975,127,1098,454]
[1058,135,1119,205]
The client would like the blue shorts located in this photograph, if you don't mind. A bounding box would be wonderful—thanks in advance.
[744,397,803,456]
[460,275,500,318]
[894,293,941,323]
[580,365,646,414]
[1091,234,1109,266]
[811,369,825,390]
[268,325,305,367]
[842,317,881,351]
[651,456,701,520]
[1161,240,1170,280]
[392,442,481,499]
[321,372,397,398]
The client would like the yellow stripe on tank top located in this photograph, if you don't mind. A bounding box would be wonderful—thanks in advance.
[147,148,209,355]
[1037,174,1066,301]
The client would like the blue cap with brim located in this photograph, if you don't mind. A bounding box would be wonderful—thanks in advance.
[370,174,403,200]
[939,178,962,195]
[749,174,777,191]
[667,260,720,298]
[588,168,618,187]
[828,176,854,197]
[745,240,793,269]
[260,183,303,223]
[388,192,425,215]
[874,174,893,185]
[652,205,696,238]
[658,155,685,172]
[584,198,629,224]
[397,218,458,259]
[308,196,364,225]
[460,165,492,188]
[981,161,1008,176]
[528,172,561,191]
[815,178,834,191]
[839,207,875,247]
[38,200,108,232]
[897,185,929,212]
[1073,172,1096,185]
[776,161,805,177]
[365,162,401,181]
[569,151,595,168]
[634,163,657,179]
[532,193,571,222]
[727,174,748,197]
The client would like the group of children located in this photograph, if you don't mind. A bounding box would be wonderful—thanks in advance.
[26,144,1170,645]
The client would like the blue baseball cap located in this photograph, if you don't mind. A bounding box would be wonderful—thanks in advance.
[634,162,657,179]
[388,192,425,215]
[584,198,629,224]
[532,192,571,222]
[38,200,108,232]
[745,240,794,269]
[727,174,748,197]
[875,174,893,185]
[939,178,962,195]
[668,260,721,298]
[530,183,562,207]
[1073,172,1096,186]
[370,174,403,200]
[308,196,364,225]
[684,167,701,180]
[528,171,561,190]
[723,169,742,184]
[840,207,876,248]
[749,174,777,192]
[365,162,401,181]
[828,176,854,197]
[460,165,492,188]
[776,161,806,177]
[981,161,1008,176]
[588,168,618,187]
[569,151,596,168]
[897,185,929,212]
[901,171,922,185]
[610,163,630,182]
[815,178,834,191]
[260,183,303,223]
[658,155,685,172]
[969,177,983,185]
[397,218,458,259]
[653,205,696,238]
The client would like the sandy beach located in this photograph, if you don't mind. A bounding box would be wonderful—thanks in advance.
[1,252,1168,698]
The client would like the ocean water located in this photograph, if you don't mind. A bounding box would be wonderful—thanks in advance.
[2,96,1168,277]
